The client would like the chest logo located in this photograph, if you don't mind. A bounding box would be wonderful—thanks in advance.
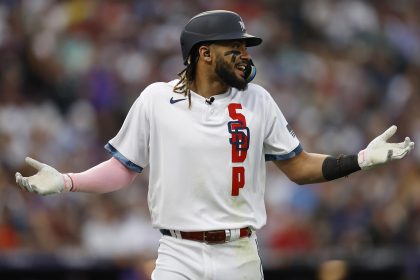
[227,103,250,196]
[170,97,187,104]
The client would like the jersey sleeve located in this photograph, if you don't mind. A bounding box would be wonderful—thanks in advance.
[263,94,302,161]
[105,91,150,173]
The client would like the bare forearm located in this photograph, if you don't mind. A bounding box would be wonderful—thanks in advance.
[274,151,361,185]
[299,153,329,184]
[65,157,138,193]
[274,152,327,185]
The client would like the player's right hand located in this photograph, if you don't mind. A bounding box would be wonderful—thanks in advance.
[15,157,64,195]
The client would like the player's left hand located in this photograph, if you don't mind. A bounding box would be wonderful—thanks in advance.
[358,125,415,170]
[15,157,65,195]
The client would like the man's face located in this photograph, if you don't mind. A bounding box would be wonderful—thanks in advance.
[213,41,250,91]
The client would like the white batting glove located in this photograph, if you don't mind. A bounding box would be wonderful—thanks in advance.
[15,157,65,195]
[358,125,415,170]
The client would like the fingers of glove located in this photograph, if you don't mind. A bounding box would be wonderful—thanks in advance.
[15,172,22,184]
[405,138,415,151]
[25,157,45,171]
[15,173,28,191]
[16,176,34,192]
[409,141,415,150]
[15,172,25,190]
[390,148,409,160]
[397,137,411,149]
[379,125,397,142]
[388,141,414,160]
[404,138,414,151]
[394,138,415,153]
[24,179,34,192]
[30,184,41,194]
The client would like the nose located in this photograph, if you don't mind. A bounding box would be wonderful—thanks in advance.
[239,46,251,61]
[236,50,250,63]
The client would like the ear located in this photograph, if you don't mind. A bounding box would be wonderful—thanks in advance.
[198,46,211,62]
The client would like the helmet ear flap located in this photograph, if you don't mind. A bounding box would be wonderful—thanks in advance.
[244,60,257,83]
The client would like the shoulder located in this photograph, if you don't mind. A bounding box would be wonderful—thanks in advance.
[141,81,174,97]
[134,80,178,104]
[242,83,275,105]
[246,83,271,98]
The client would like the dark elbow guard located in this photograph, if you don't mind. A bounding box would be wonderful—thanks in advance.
[322,154,361,181]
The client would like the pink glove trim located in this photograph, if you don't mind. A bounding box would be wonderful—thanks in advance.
[357,149,365,168]
[63,174,74,192]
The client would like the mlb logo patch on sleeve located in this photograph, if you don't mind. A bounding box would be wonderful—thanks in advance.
[287,124,296,137]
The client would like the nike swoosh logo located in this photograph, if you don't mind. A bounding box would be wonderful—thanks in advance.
[170,97,187,104]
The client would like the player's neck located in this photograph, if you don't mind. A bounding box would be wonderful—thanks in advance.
[190,70,229,99]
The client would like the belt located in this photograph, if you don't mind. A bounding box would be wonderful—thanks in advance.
[160,227,252,244]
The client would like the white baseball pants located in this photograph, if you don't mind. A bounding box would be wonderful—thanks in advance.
[151,232,264,280]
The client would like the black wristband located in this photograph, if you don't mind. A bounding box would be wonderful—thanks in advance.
[322,154,361,181]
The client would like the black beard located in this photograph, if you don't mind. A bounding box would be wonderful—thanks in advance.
[215,57,248,91]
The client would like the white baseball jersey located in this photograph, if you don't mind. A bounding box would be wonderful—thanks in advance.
[106,79,301,231]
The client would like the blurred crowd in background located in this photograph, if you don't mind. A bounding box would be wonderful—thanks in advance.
[0,0,420,279]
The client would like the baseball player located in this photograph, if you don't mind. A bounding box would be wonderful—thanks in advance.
[15,10,414,280]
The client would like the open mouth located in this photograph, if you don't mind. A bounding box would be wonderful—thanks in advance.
[235,64,247,77]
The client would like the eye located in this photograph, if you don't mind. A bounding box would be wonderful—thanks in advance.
[230,41,247,51]
[232,43,241,49]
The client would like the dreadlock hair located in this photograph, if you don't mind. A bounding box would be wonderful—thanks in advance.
[173,46,201,108]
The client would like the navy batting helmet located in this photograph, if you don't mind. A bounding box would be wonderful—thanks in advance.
[180,10,262,65]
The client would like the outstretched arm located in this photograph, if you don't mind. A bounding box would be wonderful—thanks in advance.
[274,151,329,185]
[15,157,138,195]
[274,125,414,185]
